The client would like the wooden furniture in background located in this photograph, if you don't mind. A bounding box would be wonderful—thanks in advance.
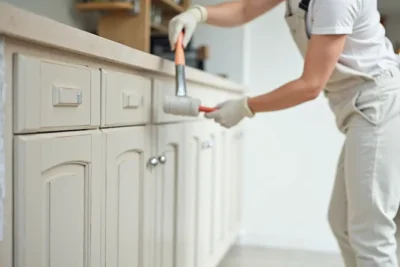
[76,0,189,52]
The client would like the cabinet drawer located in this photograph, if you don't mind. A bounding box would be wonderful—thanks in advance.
[101,69,151,127]
[13,54,101,133]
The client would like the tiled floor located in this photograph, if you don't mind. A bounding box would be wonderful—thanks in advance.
[218,246,344,267]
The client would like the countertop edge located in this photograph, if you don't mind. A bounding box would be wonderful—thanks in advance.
[0,2,247,92]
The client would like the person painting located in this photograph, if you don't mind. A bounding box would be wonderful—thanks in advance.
[168,0,400,266]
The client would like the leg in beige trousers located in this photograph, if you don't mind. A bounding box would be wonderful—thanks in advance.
[327,78,400,267]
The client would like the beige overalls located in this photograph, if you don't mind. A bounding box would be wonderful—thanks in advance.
[285,0,400,266]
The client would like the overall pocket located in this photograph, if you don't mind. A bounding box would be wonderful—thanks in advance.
[352,87,400,126]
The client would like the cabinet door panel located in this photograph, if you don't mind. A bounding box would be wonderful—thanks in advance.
[212,127,228,257]
[103,126,153,267]
[154,123,184,267]
[185,120,220,267]
[226,126,244,239]
[14,130,102,267]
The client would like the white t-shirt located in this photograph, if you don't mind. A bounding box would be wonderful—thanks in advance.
[305,0,399,76]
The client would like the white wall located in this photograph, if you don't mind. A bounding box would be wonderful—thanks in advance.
[4,0,88,30]
[192,0,245,83]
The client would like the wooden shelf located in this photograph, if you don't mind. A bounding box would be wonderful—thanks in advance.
[154,0,184,13]
[76,0,190,53]
[151,23,168,34]
[76,2,135,11]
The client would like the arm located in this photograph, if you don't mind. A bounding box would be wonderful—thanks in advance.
[205,0,284,27]
[247,34,346,113]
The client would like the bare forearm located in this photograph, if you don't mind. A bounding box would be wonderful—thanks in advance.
[247,79,320,113]
[205,0,283,27]
[205,2,246,27]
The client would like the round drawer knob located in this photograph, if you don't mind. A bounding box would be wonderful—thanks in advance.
[158,155,167,164]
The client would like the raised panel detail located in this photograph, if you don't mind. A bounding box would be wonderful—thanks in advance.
[103,126,153,267]
[154,123,185,267]
[47,165,86,267]
[14,130,102,267]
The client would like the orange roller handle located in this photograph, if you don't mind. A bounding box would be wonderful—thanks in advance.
[175,32,185,65]
[199,106,217,113]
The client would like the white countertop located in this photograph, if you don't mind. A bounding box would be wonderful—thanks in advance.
[0,2,246,92]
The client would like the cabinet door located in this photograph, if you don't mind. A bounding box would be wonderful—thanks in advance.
[212,126,229,259]
[14,130,102,267]
[226,126,244,239]
[154,123,185,267]
[102,126,154,267]
[185,120,220,267]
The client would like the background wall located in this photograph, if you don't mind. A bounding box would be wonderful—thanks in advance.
[190,1,245,83]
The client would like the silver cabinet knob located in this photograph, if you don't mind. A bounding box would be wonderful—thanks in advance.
[147,157,158,168]
[158,155,166,164]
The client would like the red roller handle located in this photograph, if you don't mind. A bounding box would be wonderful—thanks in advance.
[199,106,217,113]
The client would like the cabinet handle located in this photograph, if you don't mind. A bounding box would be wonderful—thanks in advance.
[147,157,158,168]
[122,92,142,109]
[52,86,82,107]
[158,155,167,164]
[201,140,214,149]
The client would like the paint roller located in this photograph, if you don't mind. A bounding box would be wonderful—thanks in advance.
[163,32,217,116]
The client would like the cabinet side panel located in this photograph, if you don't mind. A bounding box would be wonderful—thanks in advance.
[0,36,12,267]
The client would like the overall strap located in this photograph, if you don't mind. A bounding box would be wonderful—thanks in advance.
[286,0,293,16]
[299,0,311,11]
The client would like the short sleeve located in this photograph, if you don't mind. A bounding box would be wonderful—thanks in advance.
[310,0,362,35]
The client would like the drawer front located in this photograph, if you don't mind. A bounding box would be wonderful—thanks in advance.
[13,54,100,133]
[152,78,230,124]
[101,69,151,127]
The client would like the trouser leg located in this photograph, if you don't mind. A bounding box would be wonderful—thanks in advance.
[395,212,400,264]
[328,145,357,267]
[345,114,400,267]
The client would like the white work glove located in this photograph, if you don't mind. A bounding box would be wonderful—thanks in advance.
[204,97,255,128]
[168,5,208,50]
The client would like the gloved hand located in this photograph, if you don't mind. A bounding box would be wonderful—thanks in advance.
[168,5,208,50]
[204,97,255,128]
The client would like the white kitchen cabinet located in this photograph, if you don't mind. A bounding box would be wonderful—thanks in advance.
[102,126,154,267]
[13,130,103,267]
[0,6,245,267]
